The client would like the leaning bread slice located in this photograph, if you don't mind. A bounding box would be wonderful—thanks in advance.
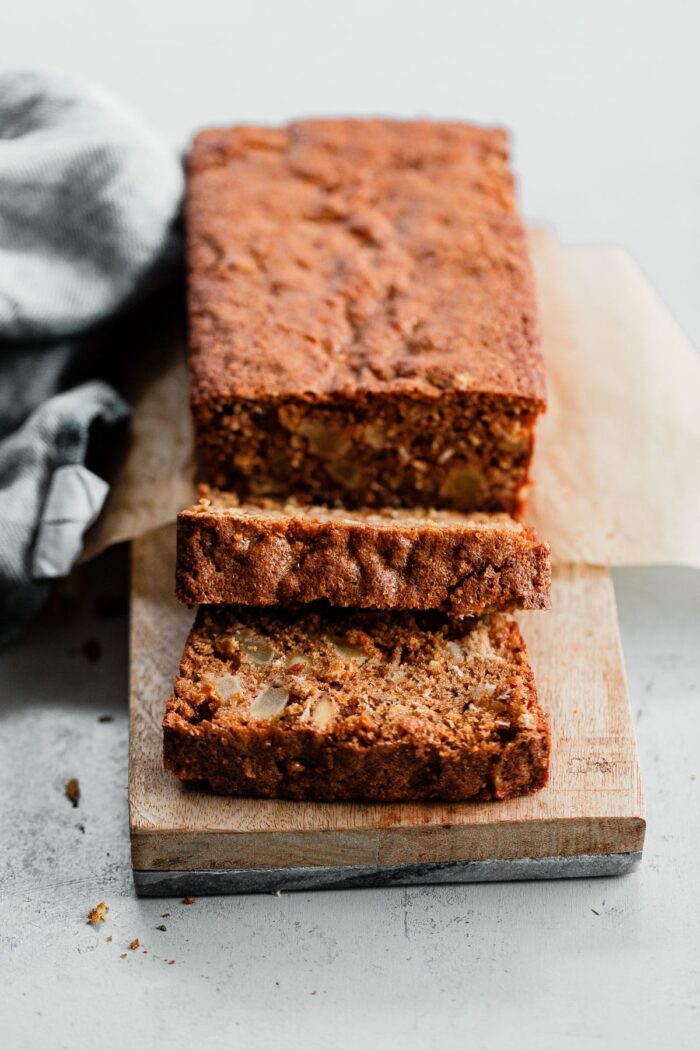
[176,493,551,615]
[163,604,550,802]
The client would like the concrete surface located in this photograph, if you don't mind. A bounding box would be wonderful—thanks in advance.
[1,2,699,1047]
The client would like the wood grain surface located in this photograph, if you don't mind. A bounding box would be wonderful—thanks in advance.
[129,526,645,871]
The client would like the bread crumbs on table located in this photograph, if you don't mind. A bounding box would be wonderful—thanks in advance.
[129,939,140,950]
[167,960,176,965]
[161,912,170,918]
[120,953,127,959]
[65,778,80,807]
[182,897,195,905]
[87,902,108,926]
[105,936,112,943]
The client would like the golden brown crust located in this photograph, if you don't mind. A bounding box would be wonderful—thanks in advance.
[163,605,550,802]
[185,119,546,513]
[176,495,551,614]
[186,119,544,403]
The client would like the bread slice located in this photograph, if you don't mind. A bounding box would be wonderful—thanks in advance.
[176,493,551,615]
[163,604,550,802]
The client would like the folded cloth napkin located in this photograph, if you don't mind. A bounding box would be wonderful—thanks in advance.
[0,71,183,645]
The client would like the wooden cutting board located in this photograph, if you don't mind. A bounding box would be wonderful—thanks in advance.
[129,525,645,895]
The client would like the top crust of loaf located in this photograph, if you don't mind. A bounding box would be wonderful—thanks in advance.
[186,119,546,407]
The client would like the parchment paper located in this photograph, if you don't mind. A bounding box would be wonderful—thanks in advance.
[84,226,700,568]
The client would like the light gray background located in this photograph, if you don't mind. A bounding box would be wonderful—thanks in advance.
[1,3,699,1048]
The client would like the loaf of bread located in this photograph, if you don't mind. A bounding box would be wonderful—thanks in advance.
[167,117,552,806]
[185,119,546,514]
